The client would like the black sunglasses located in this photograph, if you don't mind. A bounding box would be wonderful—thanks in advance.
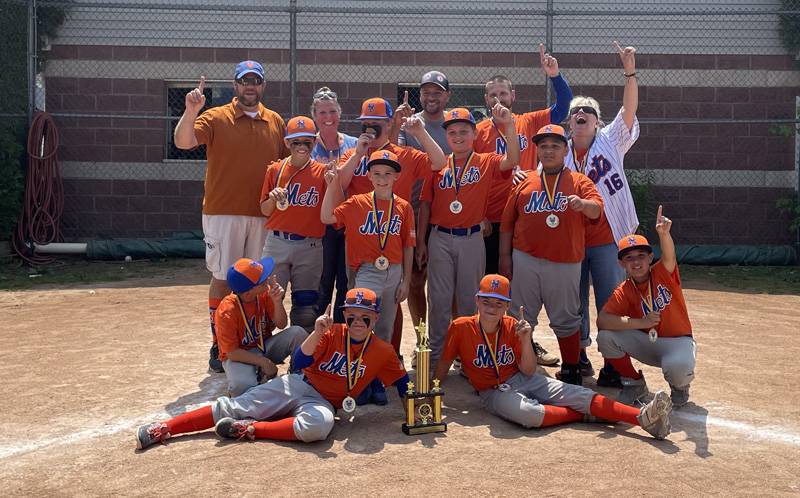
[569,106,598,117]
[290,140,314,147]
[236,76,264,86]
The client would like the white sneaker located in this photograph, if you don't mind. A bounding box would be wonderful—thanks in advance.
[637,390,672,440]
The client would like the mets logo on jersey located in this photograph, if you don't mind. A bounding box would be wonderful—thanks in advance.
[641,284,673,315]
[473,344,515,368]
[318,352,367,379]
[585,154,613,184]
[358,211,402,236]
[523,191,568,214]
[284,183,320,207]
[438,166,481,189]
[354,157,369,176]
[495,134,529,154]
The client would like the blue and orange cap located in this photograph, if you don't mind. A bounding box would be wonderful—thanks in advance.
[285,116,317,139]
[475,274,512,302]
[226,257,275,294]
[341,288,381,313]
[532,124,568,145]
[234,60,265,79]
[617,234,653,259]
[367,150,401,172]
[359,98,393,120]
[442,107,476,128]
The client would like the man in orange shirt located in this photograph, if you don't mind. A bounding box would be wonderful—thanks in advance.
[135,289,409,450]
[597,206,695,407]
[174,61,288,373]
[499,125,603,386]
[418,105,519,365]
[260,116,329,332]
[432,275,672,440]
[474,45,573,367]
[216,258,308,396]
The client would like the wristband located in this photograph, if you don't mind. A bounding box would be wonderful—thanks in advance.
[624,72,637,78]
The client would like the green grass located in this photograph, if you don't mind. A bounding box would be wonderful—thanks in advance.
[680,265,800,295]
[0,257,203,290]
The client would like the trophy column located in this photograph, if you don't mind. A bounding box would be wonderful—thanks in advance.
[402,322,447,435]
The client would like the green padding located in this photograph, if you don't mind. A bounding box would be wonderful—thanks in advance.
[652,245,797,266]
[87,236,205,260]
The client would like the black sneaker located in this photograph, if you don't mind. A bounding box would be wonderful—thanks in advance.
[208,343,224,373]
[597,366,623,388]
[556,363,582,385]
[579,358,595,377]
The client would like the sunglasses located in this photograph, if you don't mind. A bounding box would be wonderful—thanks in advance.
[289,140,314,147]
[345,315,372,328]
[569,106,598,117]
[313,89,338,100]
[236,76,264,86]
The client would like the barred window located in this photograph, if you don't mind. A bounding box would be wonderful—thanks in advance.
[396,84,489,123]
[166,81,234,160]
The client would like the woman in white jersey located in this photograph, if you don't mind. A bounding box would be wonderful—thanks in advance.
[564,42,640,386]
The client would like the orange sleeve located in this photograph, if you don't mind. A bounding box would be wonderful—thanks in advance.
[499,184,521,233]
[523,109,551,131]
[402,202,416,247]
[215,299,241,357]
[420,172,435,203]
[340,148,355,163]
[260,162,278,203]
[377,347,408,386]
[580,176,604,210]
[652,260,681,285]
[312,327,335,361]
[261,294,276,336]
[333,196,355,229]
[193,110,214,146]
[440,322,461,366]
[409,147,432,178]
[602,284,631,317]
[485,153,508,179]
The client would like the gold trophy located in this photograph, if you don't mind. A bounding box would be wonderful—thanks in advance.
[403,321,447,435]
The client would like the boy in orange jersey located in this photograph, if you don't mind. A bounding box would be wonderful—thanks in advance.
[433,275,672,440]
[260,116,330,332]
[216,258,308,396]
[417,103,520,366]
[597,206,695,407]
[321,150,416,346]
[499,124,603,386]
[135,288,409,450]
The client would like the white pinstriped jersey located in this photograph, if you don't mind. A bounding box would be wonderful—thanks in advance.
[565,110,640,242]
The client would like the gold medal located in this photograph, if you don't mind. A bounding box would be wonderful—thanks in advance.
[649,328,658,343]
[276,199,289,211]
[546,213,559,228]
[497,383,511,392]
[449,200,462,214]
[445,152,473,216]
[274,157,311,211]
[342,395,356,414]
[374,255,389,270]
[541,167,564,228]
[371,192,395,270]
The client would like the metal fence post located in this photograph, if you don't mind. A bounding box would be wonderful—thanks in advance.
[27,0,37,124]
[289,0,297,116]
[545,0,554,107]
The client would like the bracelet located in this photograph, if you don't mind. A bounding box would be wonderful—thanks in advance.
[624,72,637,78]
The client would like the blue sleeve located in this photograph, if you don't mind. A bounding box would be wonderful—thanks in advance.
[292,346,314,370]
[548,73,572,124]
[393,373,410,398]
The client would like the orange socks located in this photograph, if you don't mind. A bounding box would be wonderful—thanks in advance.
[540,405,585,427]
[589,394,640,426]
[165,406,215,435]
[556,331,581,364]
[252,417,298,441]
[607,354,642,379]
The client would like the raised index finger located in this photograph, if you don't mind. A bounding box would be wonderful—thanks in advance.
[325,303,332,317]
[612,41,623,54]
[403,90,409,106]
[539,43,546,64]
[199,76,206,92]
[657,204,663,221]
[518,306,525,319]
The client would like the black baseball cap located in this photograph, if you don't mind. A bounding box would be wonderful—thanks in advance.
[420,71,449,91]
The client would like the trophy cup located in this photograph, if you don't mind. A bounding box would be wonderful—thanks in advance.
[403,321,447,435]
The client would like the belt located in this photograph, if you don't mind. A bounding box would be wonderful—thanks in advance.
[436,224,481,236]
[273,230,306,241]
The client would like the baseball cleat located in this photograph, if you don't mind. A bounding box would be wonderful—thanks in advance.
[637,390,672,440]
[670,384,690,407]
[617,372,648,406]
[214,418,256,441]
[208,344,224,374]
[136,422,170,450]
[533,341,560,366]
[556,363,583,385]
[596,366,623,388]
[579,358,595,377]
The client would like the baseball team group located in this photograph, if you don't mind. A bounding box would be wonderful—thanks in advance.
[135,42,697,450]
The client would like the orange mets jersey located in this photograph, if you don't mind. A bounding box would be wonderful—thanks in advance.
[341,143,432,201]
[215,293,277,361]
[260,158,328,238]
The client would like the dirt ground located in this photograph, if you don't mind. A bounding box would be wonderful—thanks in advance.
[2,261,799,497]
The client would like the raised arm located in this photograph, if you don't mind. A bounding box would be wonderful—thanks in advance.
[655,204,676,274]
[403,115,446,170]
[174,76,206,149]
[614,41,638,131]
[538,44,573,124]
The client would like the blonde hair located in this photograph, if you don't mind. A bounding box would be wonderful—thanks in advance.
[569,96,602,122]
[310,86,342,116]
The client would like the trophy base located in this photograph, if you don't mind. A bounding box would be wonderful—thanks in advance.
[402,422,447,435]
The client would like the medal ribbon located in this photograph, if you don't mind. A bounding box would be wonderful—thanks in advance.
[371,191,395,254]
[447,151,474,198]
[634,276,657,316]
[345,330,373,393]
[478,318,503,383]
[491,119,508,147]
[569,137,595,175]
[540,167,564,210]
[276,157,312,191]
[236,296,265,352]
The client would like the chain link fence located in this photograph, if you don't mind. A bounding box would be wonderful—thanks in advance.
[3,0,799,245]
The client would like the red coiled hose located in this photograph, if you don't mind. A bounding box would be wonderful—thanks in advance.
[12,111,64,265]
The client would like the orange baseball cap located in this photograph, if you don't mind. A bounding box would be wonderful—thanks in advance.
[285,116,317,139]
[532,124,568,145]
[475,274,511,302]
[442,107,476,128]
[617,234,653,259]
[359,98,393,120]
[226,257,275,294]
[342,288,381,313]
[366,150,401,172]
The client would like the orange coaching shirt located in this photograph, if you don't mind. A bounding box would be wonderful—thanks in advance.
[441,315,522,392]
[500,168,603,263]
[602,260,693,338]
[303,324,407,407]
[341,143,432,201]
[421,152,510,229]
[474,110,551,223]
[260,158,328,238]
[333,193,416,270]
[215,293,276,361]
[194,98,288,217]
